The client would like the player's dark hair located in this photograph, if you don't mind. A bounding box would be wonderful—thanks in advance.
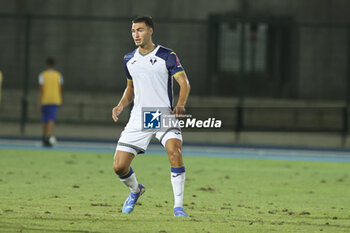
[46,57,55,66]
[132,16,154,30]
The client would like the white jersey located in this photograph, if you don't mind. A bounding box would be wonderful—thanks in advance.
[124,45,185,118]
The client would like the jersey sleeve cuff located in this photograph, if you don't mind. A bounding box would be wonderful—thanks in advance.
[172,70,185,78]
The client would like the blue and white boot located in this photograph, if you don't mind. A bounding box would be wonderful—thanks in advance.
[174,207,189,217]
[122,184,145,213]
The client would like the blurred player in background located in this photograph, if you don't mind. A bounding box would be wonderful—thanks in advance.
[112,16,191,216]
[38,57,63,147]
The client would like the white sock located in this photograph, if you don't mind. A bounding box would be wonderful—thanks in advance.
[119,167,139,193]
[171,167,186,208]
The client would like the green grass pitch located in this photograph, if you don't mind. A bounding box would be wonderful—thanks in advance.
[0,149,350,232]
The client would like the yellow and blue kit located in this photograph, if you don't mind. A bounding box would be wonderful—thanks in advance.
[39,69,63,106]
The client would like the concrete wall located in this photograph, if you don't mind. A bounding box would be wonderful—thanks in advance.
[0,0,349,100]
[298,27,348,99]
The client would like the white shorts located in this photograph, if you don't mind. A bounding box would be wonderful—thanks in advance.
[116,127,182,156]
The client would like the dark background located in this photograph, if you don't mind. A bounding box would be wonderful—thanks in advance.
[0,0,349,147]
[1,0,349,100]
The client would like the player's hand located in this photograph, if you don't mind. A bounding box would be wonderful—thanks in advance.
[172,105,186,118]
[112,105,123,122]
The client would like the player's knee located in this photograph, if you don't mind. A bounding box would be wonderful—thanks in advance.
[113,163,128,176]
[168,149,178,158]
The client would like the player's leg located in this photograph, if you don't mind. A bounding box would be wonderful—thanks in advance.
[114,131,149,193]
[47,120,55,138]
[114,114,155,212]
[42,122,48,138]
[42,122,49,146]
[47,105,59,145]
[41,105,59,146]
[114,129,151,213]
[114,149,146,214]
[165,138,188,216]
[113,149,139,193]
[157,129,188,217]
[41,106,50,147]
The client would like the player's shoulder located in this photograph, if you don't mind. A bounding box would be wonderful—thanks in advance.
[124,49,137,63]
[155,45,176,60]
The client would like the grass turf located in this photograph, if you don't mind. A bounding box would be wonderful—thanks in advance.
[0,149,349,233]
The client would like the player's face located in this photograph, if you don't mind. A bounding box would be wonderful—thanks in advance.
[131,22,153,47]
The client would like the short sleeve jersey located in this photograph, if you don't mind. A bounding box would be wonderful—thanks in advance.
[124,45,185,116]
[39,69,64,105]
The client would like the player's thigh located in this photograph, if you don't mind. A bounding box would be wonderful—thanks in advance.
[156,129,183,157]
[118,128,153,154]
[46,105,59,122]
[165,138,184,166]
[156,128,183,148]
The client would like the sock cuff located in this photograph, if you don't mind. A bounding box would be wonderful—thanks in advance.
[171,166,185,173]
[119,167,134,179]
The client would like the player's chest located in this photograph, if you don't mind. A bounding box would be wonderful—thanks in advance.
[128,56,167,78]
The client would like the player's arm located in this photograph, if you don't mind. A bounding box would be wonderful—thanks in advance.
[173,72,190,116]
[112,79,134,122]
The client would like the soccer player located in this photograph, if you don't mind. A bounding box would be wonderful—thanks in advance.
[112,16,191,217]
[38,57,63,147]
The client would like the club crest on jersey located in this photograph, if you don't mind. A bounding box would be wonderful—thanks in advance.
[150,57,157,65]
